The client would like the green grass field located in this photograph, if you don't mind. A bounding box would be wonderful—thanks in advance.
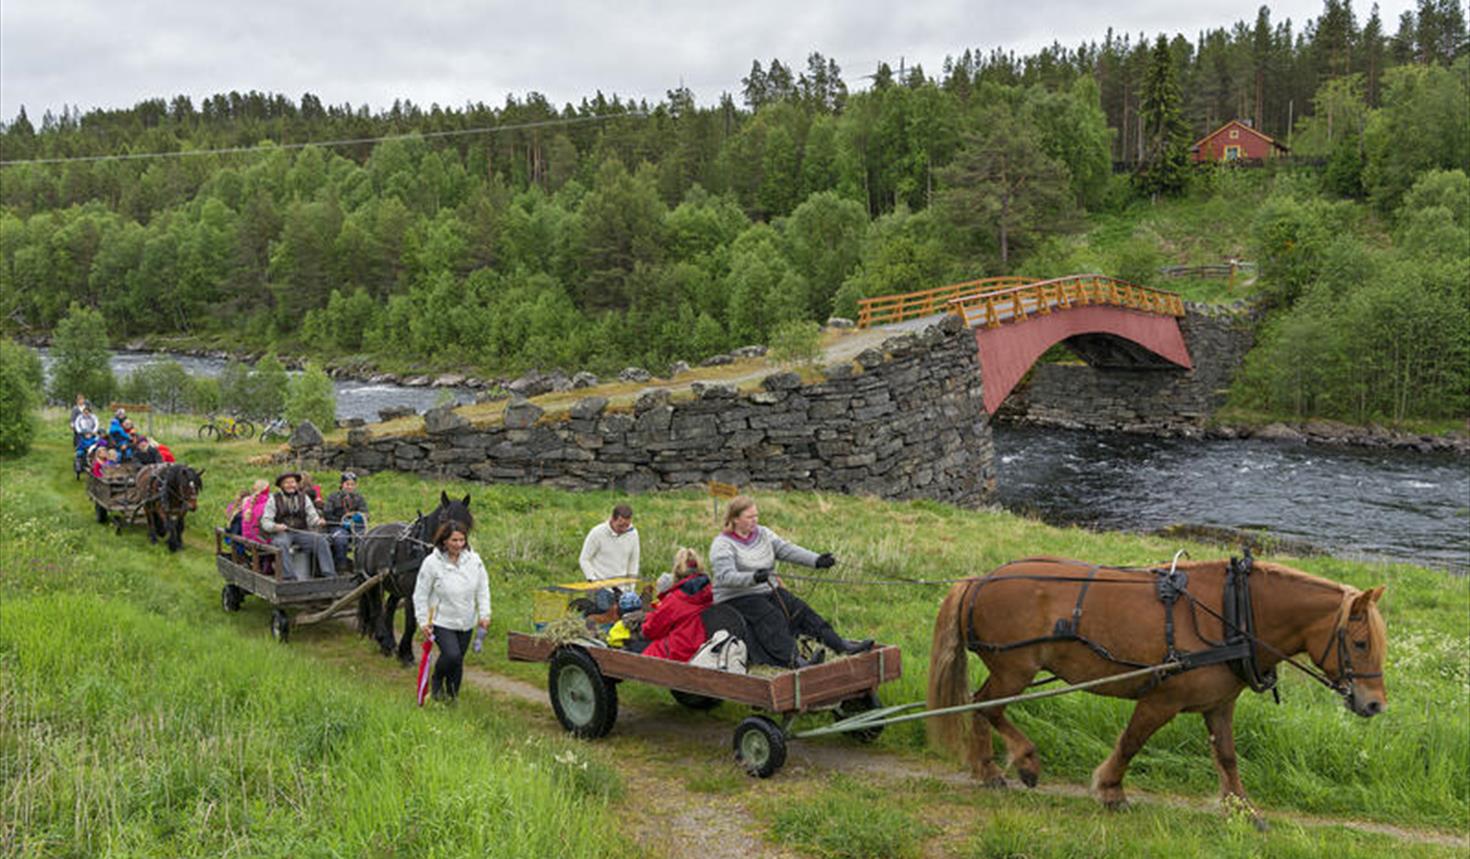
[3,414,1466,856]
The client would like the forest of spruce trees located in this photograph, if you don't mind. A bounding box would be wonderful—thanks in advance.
[1,1,1466,422]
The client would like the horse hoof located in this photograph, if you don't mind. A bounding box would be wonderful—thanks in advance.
[1102,798,1129,812]
[1251,816,1269,833]
[982,776,1008,789]
[1018,769,1039,788]
[398,654,414,668]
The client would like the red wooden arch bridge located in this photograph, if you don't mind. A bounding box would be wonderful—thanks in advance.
[856,275,1192,414]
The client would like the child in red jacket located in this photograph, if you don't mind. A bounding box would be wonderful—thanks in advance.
[642,549,713,661]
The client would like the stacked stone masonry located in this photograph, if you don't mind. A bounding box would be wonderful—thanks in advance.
[313,315,996,506]
[996,302,1257,436]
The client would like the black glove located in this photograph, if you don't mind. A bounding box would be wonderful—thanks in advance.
[752,568,771,584]
[815,553,836,569]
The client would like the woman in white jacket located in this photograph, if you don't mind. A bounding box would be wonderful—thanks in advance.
[414,521,490,702]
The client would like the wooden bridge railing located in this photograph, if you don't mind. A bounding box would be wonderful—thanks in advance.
[856,276,1032,328]
[947,275,1187,329]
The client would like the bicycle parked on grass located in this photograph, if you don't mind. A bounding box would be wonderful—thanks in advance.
[259,418,291,443]
[198,414,254,441]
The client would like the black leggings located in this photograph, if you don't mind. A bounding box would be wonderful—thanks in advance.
[431,626,474,700]
[706,588,842,668]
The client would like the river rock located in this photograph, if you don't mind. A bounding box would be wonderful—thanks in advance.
[700,353,735,367]
[288,420,324,449]
[732,345,768,359]
[474,387,510,404]
[825,317,855,329]
[433,373,465,387]
[403,375,431,387]
[619,367,652,383]
[503,397,544,429]
[1254,423,1305,442]
[572,371,599,389]
[666,361,691,378]
[508,370,553,397]
[378,405,417,421]
[546,370,573,392]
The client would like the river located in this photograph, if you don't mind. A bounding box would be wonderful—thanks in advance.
[51,350,1470,574]
[992,426,1469,574]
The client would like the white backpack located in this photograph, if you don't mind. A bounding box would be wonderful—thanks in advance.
[688,629,748,674]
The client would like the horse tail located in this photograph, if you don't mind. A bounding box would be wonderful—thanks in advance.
[927,579,974,756]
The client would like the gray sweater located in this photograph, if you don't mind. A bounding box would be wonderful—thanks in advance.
[708,526,820,604]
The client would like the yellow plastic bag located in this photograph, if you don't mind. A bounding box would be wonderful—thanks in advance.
[606,620,631,648]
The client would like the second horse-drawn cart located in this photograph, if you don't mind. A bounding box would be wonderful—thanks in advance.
[508,631,902,777]
[215,528,387,643]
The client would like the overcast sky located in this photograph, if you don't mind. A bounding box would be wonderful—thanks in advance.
[1,0,1418,122]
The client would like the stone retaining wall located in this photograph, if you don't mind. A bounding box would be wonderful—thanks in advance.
[996,302,1258,436]
[305,315,995,506]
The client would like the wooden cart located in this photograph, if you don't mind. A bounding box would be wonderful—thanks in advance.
[508,631,901,777]
[86,467,144,533]
[215,528,387,643]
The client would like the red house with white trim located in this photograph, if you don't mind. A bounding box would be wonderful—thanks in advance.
[1190,120,1290,163]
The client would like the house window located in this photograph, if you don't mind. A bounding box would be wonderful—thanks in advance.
[1224,145,1241,160]
[1229,129,1240,139]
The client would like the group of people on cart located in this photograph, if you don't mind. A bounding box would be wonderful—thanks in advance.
[71,395,175,477]
[575,497,872,670]
[222,470,369,580]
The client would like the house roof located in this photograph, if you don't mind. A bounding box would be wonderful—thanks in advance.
[1190,120,1290,153]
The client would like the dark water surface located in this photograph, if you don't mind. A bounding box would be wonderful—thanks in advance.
[992,425,1470,574]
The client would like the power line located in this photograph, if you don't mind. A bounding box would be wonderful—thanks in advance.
[0,111,648,167]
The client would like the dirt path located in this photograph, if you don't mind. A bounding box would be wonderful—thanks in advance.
[461,664,1468,853]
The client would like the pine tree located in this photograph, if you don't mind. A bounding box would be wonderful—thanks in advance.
[1134,35,1191,201]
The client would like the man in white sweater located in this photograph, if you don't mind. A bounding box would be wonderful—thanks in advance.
[580,504,640,581]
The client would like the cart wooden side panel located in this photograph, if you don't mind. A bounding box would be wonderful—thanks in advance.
[507,631,900,713]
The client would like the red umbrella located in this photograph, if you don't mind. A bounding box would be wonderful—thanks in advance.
[416,611,435,707]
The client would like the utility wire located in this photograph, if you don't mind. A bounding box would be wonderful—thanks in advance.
[0,111,648,167]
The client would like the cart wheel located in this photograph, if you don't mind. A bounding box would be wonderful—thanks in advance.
[833,690,885,743]
[221,584,245,612]
[95,503,108,524]
[270,609,290,643]
[671,689,722,711]
[734,716,787,778]
[548,647,617,739]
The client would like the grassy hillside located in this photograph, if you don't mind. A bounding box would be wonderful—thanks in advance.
[3,415,1466,856]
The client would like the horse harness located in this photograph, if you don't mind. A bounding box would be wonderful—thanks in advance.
[959,549,1323,700]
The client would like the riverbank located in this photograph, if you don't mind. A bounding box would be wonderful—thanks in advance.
[3,421,1467,856]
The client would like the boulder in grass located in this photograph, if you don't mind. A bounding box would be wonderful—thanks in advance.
[572,371,600,389]
[288,420,324,449]
[619,367,652,383]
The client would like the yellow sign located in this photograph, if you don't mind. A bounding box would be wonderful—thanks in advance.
[707,481,739,499]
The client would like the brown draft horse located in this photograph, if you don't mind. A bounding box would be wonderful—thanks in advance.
[928,556,1387,825]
